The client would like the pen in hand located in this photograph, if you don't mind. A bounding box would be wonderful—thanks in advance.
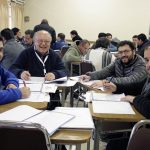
[107,76,114,83]
[23,80,26,87]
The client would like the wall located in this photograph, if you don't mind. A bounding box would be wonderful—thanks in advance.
[24,0,150,41]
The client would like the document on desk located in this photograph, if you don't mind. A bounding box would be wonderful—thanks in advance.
[41,84,57,93]
[92,101,135,114]
[18,92,50,102]
[0,105,74,135]
[54,107,94,129]
[92,93,125,101]
[19,77,45,84]
[19,83,42,92]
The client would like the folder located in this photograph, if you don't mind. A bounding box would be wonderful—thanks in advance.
[0,105,74,135]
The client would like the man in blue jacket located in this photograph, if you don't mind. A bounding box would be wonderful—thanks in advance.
[10,30,67,110]
[0,37,30,105]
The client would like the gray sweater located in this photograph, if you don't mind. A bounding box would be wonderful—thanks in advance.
[88,54,147,95]
[1,39,25,69]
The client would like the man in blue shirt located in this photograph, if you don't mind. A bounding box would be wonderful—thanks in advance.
[0,37,30,104]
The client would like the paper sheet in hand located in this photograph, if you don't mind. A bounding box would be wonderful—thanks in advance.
[44,76,67,83]
[93,101,135,114]
[19,92,50,102]
[92,93,125,101]
[54,107,94,129]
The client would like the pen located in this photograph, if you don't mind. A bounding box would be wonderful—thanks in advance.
[23,80,26,87]
[107,76,114,83]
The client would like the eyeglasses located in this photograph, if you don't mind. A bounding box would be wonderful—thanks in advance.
[36,39,51,45]
[118,49,132,55]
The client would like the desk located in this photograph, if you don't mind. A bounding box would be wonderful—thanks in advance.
[0,102,92,150]
[89,103,145,150]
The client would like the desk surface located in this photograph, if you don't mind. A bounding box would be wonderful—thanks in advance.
[0,101,48,113]
[88,103,145,122]
[0,101,92,145]
[51,129,92,144]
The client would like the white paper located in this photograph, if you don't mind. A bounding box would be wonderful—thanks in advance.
[42,84,57,93]
[69,76,80,81]
[44,76,67,83]
[80,80,100,86]
[19,83,42,92]
[18,92,50,102]
[19,77,45,84]
[0,105,74,136]
[54,107,94,129]
[53,79,77,87]
[0,105,42,121]
[92,93,125,101]
[27,110,74,135]
[92,101,135,114]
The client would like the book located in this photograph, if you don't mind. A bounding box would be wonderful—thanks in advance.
[0,105,74,135]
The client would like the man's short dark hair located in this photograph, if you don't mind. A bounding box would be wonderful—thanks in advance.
[1,28,14,40]
[137,33,147,42]
[25,29,34,38]
[76,39,90,46]
[132,35,138,39]
[117,40,135,50]
[12,27,19,36]
[58,33,65,40]
[106,33,112,37]
[98,32,106,38]
[70,30,78,36]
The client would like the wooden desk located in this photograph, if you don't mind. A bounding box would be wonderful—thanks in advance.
[0,102,92,150]
[89,103,145,150]
[51,129,92,150]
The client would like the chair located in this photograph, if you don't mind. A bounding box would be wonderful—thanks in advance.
[60,46,69,58]
[0,120,53,150]
[127,120,150,150]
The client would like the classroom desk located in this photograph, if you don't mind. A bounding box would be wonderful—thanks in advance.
[88,103,145,150]
[0,101,92,150]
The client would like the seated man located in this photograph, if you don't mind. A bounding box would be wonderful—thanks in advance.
[63,40,90,75]
[0,37,30,104]
[105,46,150,150]
[10,30,67,110]
[80,40,147,95]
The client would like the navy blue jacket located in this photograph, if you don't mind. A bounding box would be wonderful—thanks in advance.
[10,47,67,78]
[0,66,21,104]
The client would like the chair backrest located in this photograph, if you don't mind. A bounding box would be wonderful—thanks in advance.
[80,61,95,75]
[0,121,53,150]
[86,48,116,71]
[60,46,70,58]
[127,120,150,150]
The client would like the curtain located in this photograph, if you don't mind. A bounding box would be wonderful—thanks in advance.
[11,2,24,30]
[0,0,9,30]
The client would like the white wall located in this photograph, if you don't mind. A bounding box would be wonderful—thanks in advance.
[24,0,150,41]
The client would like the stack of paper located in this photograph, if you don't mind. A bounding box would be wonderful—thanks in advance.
[54,107,94,129]
[0,105,74,135]
[92,93,125,101]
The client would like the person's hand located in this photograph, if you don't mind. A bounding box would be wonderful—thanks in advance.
[121,95,135,103]
[45,73,55,81]
[20,87,31,99]
[79,75,91,82]
[20,71,31,80]
[6,84,17,89]
[103,80,117,92]
[90,80,104,88]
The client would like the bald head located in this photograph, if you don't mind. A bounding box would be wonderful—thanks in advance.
[34,30,52,55]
